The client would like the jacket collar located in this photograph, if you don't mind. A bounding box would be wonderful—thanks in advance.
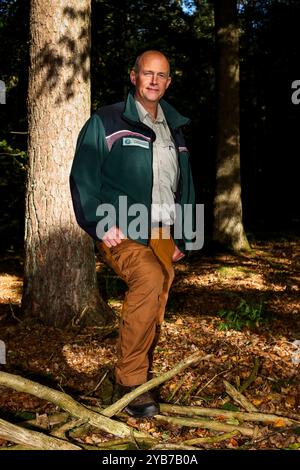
[135,100,166,125]
[123,89,190,130]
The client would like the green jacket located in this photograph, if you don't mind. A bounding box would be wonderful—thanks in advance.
[70,92,195,253]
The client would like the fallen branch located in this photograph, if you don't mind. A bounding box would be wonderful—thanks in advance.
[79,442,135,450]
[181,374,203,404]
[102,352,212,417]
[167,374,187,402]
[88,370,109,395]
[20,412,70,431]
[195,368,231,397]
[78,437,139,450]
[223,380,258,412]
[159,404,299,426]
[9,301,21,323]
[183,430,240,446]
[68,422,91,439]
[0,371,152,442]
[240,358,260,393]
[155,415,256,437]
[0,353,211,448]
[150,443,198,450]
[0,445,39,450]
[50,418,87,439]
[0,417,81,450]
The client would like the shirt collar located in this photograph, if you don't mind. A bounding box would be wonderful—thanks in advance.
[135,100,166,125]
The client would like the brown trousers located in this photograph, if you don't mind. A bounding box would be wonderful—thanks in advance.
[98,228,175,386]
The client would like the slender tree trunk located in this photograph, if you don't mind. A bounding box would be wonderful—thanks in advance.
[213,0,250,252]
[23,0,112,327]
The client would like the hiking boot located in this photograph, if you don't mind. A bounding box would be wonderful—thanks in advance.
[120,386,160,418]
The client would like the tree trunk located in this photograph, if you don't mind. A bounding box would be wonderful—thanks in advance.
[213,0,250,252]
[23,0,112,327]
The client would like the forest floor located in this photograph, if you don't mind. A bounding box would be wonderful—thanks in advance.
[0,232,299,451]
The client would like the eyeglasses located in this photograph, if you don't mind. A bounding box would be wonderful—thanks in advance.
[142,71,170,81]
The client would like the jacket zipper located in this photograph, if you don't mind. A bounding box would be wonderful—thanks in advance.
[122,116,155,244]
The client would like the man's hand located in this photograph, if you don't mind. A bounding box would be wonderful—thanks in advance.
[172,244,185,262]
[102,226,126,248]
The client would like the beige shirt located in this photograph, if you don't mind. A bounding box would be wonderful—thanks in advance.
[135,100,179,225]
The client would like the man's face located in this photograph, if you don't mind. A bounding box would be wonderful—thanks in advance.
[130,53,171,106]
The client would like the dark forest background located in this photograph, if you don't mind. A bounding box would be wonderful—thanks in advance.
[0,0,299,253]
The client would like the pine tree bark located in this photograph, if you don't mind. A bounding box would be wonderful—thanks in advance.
[213,0,250,252]
[23,0,112,327]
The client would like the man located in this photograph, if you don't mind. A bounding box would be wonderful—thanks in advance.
[70,50,195,417]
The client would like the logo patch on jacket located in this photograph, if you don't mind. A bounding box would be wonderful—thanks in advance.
[122,137,150,149]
